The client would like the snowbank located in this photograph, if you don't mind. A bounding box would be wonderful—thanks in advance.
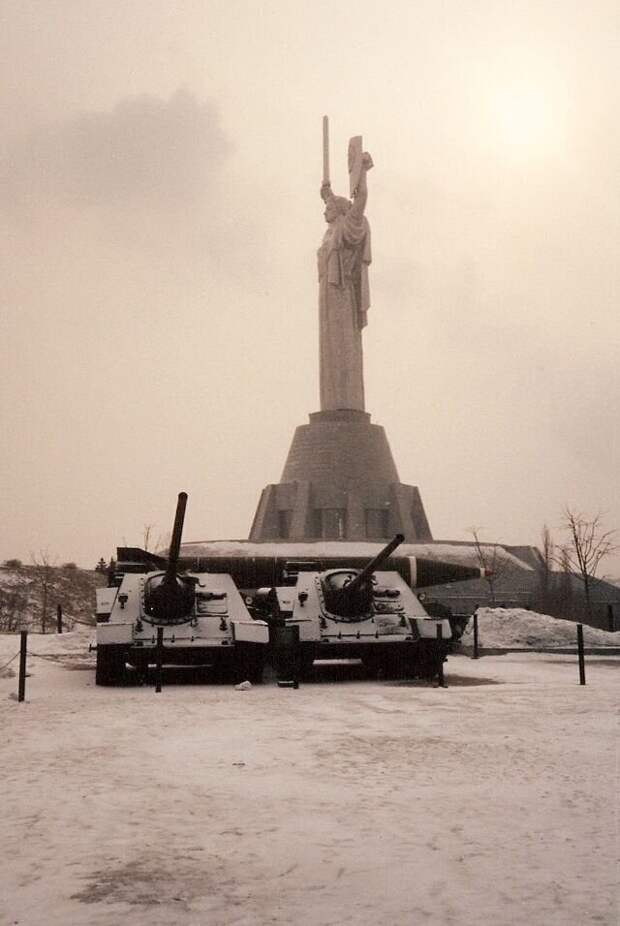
[461,607,620,649]
[0,627,93,656]
[0,628,95,678]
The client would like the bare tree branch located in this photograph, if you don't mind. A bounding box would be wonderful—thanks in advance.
[468,528,513,606]
[555,508,618,621]
[30,549,57,633]
[142,524,165,553]
[143,524,154,552]
[536,524,555,609]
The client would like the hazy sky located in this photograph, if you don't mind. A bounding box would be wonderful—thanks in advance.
[1,1,618,574]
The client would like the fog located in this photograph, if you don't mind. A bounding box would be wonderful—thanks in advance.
[1,1,618,575]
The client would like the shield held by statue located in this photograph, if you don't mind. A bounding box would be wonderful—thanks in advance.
[348,136,363,198]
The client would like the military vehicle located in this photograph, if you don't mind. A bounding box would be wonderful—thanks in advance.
[252,534,453,681]
[95,493,269,686]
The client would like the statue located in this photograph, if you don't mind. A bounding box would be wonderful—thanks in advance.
[249,119,435,543]
[318,117,373,412]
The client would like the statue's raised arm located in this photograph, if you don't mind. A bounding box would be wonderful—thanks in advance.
[348,151,373,220]
[319,151,373,216]
[320,180,333,204]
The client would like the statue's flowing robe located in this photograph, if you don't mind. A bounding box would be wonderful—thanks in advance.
[317,210,371,411]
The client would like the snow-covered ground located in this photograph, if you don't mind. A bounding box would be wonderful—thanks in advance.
[1,628,617,926]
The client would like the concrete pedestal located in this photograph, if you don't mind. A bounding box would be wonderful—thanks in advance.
[250,410,432,542]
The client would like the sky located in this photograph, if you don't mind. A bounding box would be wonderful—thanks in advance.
[1,0,618,575]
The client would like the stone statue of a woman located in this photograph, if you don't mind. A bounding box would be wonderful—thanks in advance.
[318,151,373,412]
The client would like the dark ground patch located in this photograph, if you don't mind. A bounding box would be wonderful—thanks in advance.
[391,674,500,688]
[540,656,620,668]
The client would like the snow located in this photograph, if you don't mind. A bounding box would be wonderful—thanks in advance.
[0,629,618,926]
[0,564,101,631]
[462,607,620,650]
[0,569,29,588]
[179,540,530,569]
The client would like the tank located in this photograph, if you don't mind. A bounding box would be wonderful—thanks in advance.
[255,535,453,682]
[95,493,269,685]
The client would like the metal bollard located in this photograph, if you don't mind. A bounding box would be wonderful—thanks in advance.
[18,631,28,702]
[155,626,164,693]
[436,622,446,688]
[472,610,480,659]
[577,624,586,686]
[273,623,301,688]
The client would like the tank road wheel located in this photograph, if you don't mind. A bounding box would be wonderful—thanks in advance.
[95,645,128,686]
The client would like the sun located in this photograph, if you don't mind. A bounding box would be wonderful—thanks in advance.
[488,78,567,159]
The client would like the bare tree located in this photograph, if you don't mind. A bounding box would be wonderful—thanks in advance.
[560,545,576,608]
[468,528,513,606]
[536,524,555,612]
[557,509,618,622]
[0,587,28,632]
[31,550,57,633]
[143,524,154,552]
[142,524,164,553]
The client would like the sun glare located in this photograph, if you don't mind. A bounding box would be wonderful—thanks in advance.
[489,79,566,159]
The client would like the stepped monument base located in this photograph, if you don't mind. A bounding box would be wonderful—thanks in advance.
[250,410,432,542]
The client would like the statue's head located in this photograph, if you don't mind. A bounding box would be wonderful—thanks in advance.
[324,195,351,223]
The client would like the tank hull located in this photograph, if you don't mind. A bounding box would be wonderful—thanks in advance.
[95,572,268,685]
[265,569,451,684]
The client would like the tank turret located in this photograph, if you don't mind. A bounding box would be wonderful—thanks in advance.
[321,533,404,618]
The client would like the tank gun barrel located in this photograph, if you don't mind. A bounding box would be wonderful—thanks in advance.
[320,534,405,619]
[143,491,194,625]
[164,491,188,583]
[344,533,405,593]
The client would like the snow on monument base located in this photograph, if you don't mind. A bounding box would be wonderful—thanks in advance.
[249,409,432,542]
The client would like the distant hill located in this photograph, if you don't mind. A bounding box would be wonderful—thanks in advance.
[0,563,104,632]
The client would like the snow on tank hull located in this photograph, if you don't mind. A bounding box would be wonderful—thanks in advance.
[95,571,268,685]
